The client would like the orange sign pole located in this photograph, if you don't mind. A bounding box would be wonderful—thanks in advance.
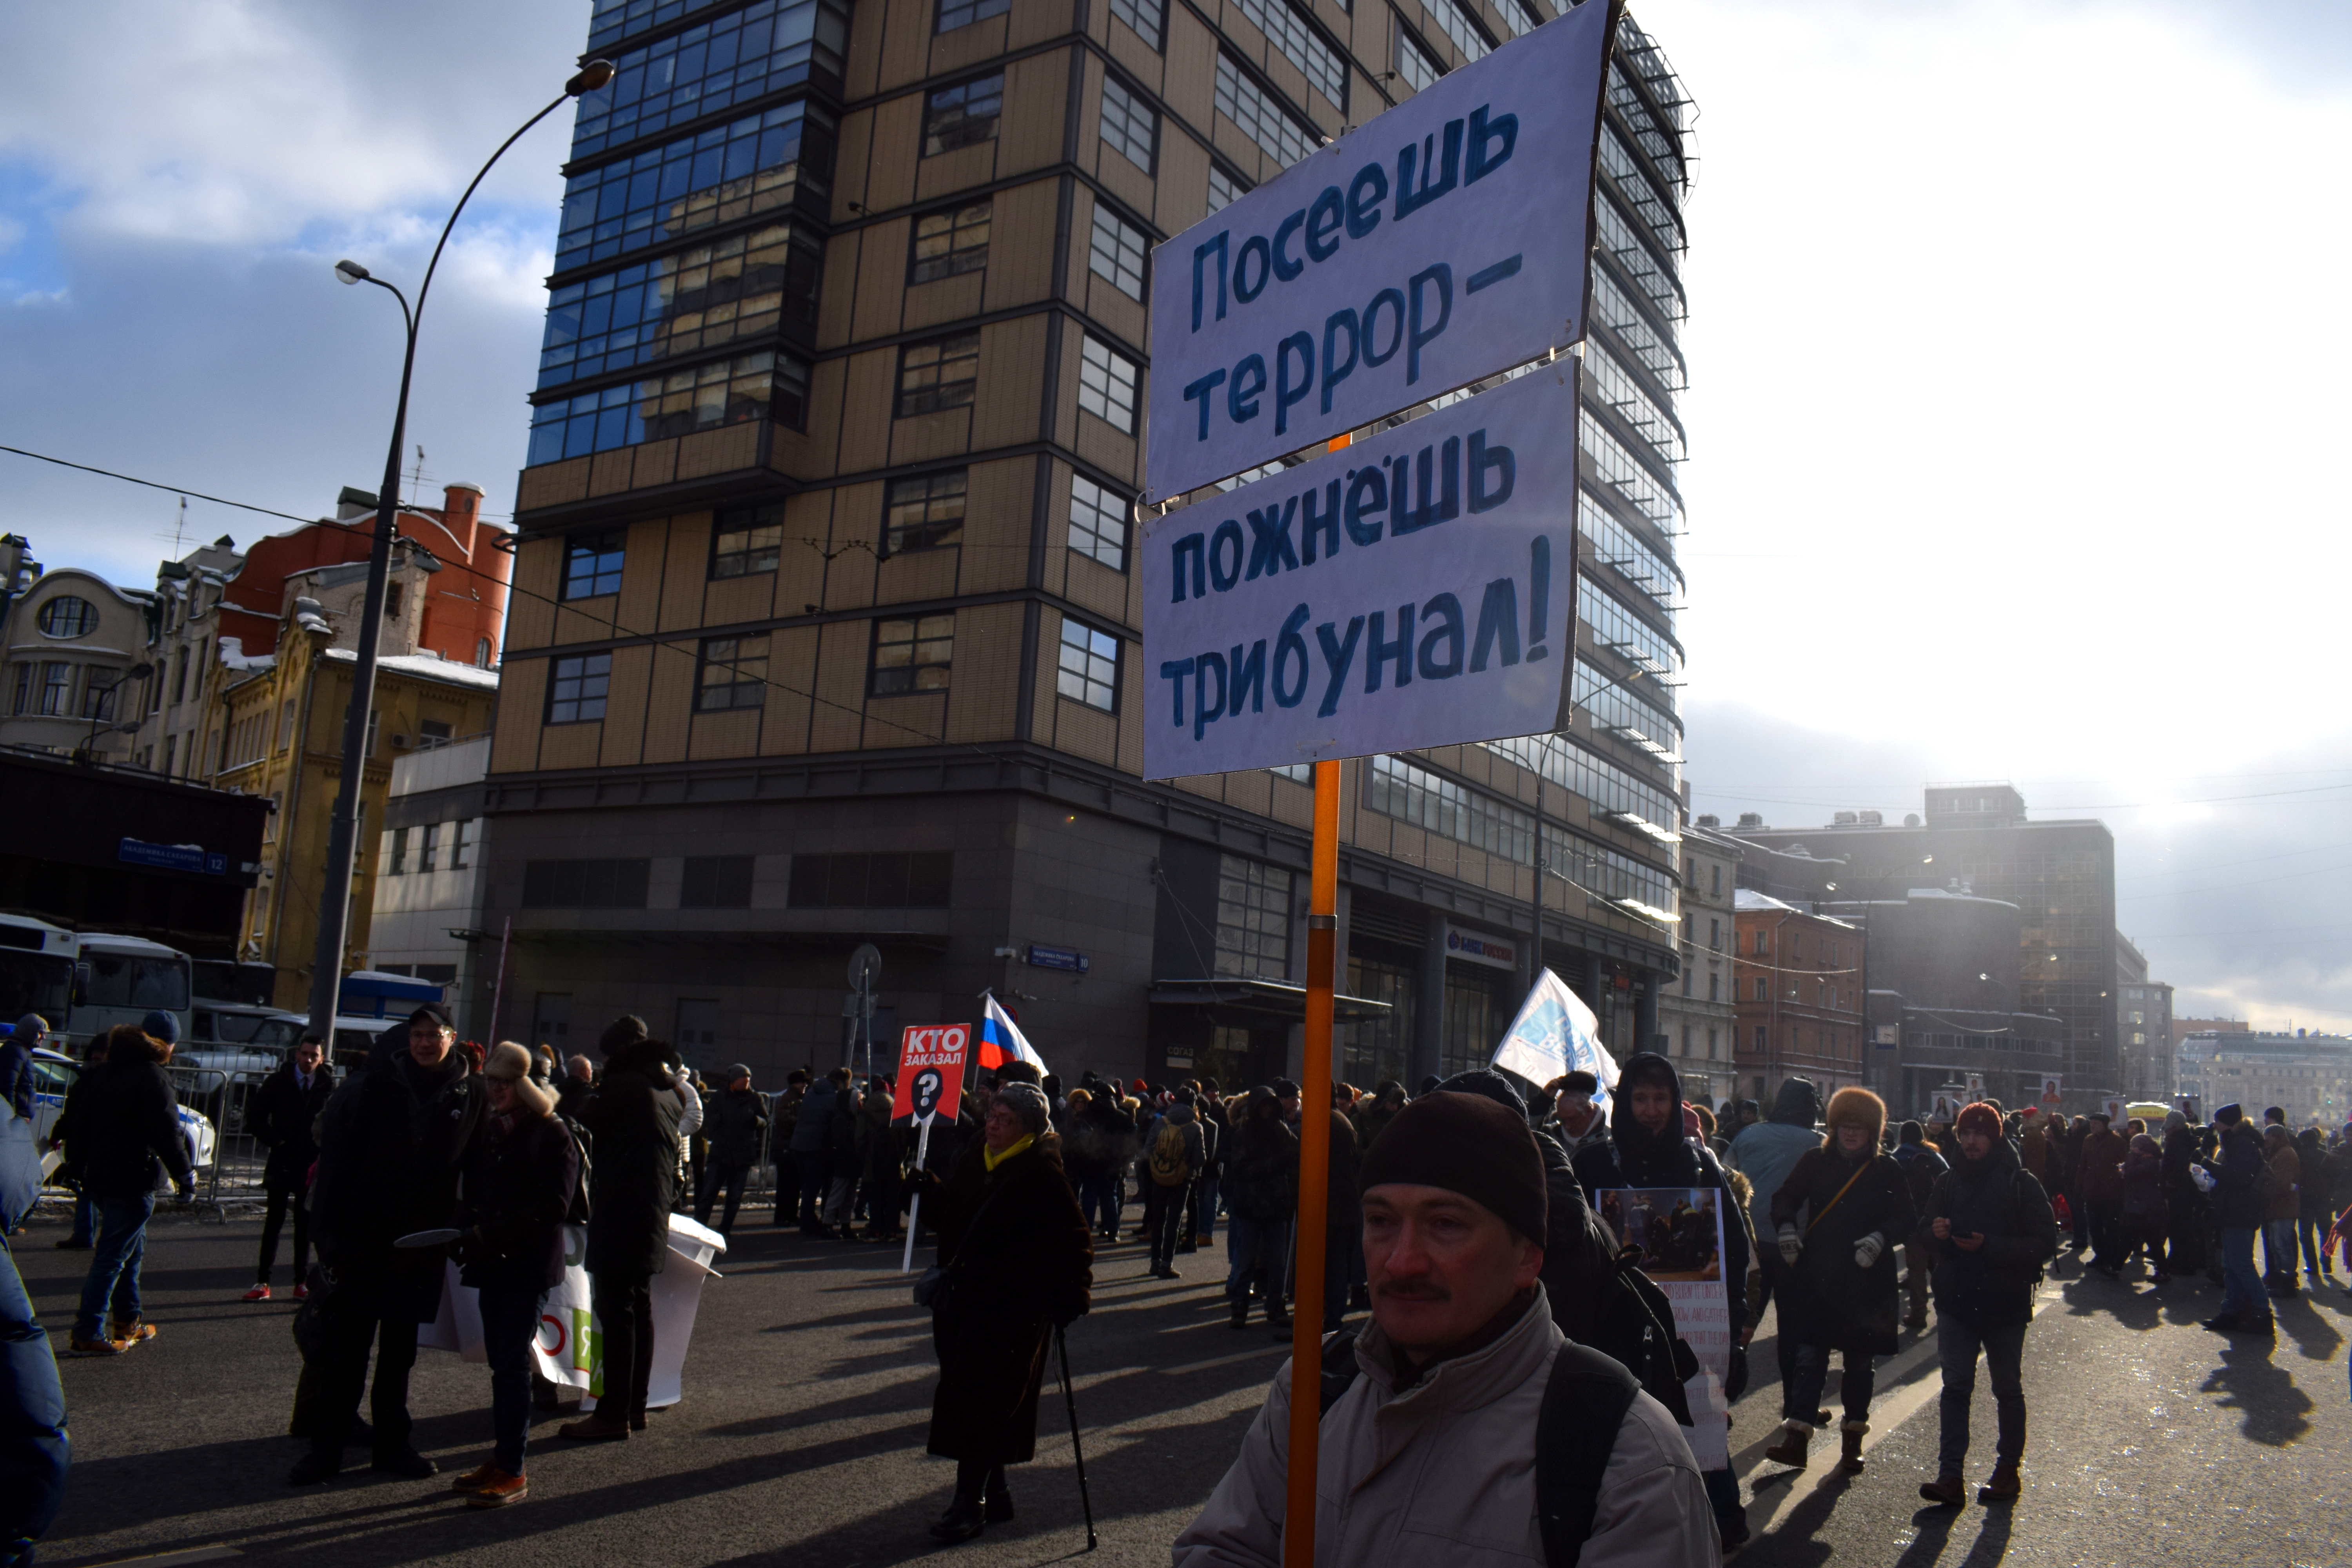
[1284,756,1341,1566]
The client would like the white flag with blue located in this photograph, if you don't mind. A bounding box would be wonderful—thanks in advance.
[1490,969,1615,1114]
[978,993,1049,1075]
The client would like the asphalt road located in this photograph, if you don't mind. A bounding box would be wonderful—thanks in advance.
[13,1208,2351,1568]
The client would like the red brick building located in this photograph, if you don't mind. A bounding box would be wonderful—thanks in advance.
[1734,891,1866,1103]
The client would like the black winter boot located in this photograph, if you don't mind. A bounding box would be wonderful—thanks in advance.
[930,1461,988,1543]
[983,1463,1014,1523]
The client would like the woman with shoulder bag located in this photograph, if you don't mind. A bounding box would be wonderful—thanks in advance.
[1765,1087,1917,1477]
[917,1082,1093,1544]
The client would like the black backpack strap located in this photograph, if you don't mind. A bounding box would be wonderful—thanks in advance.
[1317,1325,1363,1416]
[1536,1342,1641,1568]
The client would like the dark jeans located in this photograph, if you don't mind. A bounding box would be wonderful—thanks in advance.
[696,1162,750,1236]
[1078,1171,1118,1238]
[792,1149,828,1226]
[67,1195,91,1246]
[478,1287,546,1475]
[2087,1198,2126,1272]
[310,1287,423,1462]
[0,1236,69,1555]
[1754,1250,1799,1394]
[1936,1315,2027,1474]
[1225,1215,1289,1308]
[1191,1170,1221,1243]
[1144,1178,1191,1268]
[592,1271,655,1420]
[1785,1341,1875,1425]
[257,1176,310,1285]
[2263,1220,2298,1281]
[2218,1225,2265,1319]
[75,1193,154,1341]
[2297,1213,2330,1274]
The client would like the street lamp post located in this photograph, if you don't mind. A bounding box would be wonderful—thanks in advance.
[304,61,614,1046]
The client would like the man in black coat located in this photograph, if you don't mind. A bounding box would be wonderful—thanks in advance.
[560,1015,684,1441]
[449,1042,580,1508]
[554,1053,594,1122]
[245,1035,334,1302]
[696,1064,769,1240]
[58,1021,194,1356]
[1917,1102,2054,1508]
[290,1005,481,1486]
[2199,1103,2274,1335]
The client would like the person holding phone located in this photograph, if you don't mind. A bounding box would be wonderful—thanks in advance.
[1916,1102,2056,1509]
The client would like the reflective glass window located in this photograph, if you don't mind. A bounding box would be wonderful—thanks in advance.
[1214,54,1316,167]
[572,0,852,156]
[554,100,835,270]
[896,332,981,417]
[924,74,1003,156]
[1099,77,1158,172]
[911,199,991,282]
[548,653,613,723]
[884,470,968,553]
[871,614,955,695]
[528,349,807,464]
[539,221,821,390]
[1077,335,1140,432]
[1056,619,1119,710]
[1067,474,1128,570]
[695,633,770,711]
[563,530,628,599]
[936,0,1009,31]
[1109,0,1163,47]
[1087,203,1148,299]
[711,504,784,577]
[1393,26,1440,91]
[1229,0,1345,106]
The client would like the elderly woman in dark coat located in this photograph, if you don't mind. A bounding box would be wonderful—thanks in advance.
[921,1081,1094,1544]
[1764,1085,1916,1477]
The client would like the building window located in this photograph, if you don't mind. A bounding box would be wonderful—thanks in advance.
[1087,204,1148,300]
[477,637,495,668]
[1098,77,1158,172]
[1214,854,1293,979]
[386,582,405,618]
[1753,976,1767,1002]
[871,614,954,695]
[695,634,770,711]
[936,0,1008,31]
[788,851,953,908]
[419,823,441,874]
[1753,929,1767,955]
[1109,0,1164,47]
[884,470,967,554]
[563,530,627,599]
[1067,474,1128,570]
[1711,864,1722,896]
[539,223,828,395]
[35,597,98,638]
[1707,972,1719,1002]
[1426,0,1492,62]
[419,719,454,748]
[1754,1026,1768,1054]
[711,504,784,578]
[1207,165,1244,213]
[523,858,652,909]
[576,0,852,152]
[548,652,613,723]
[1367,753,1533,864]
[1077,335,1140,432]
[1708,918,1720,952]
[451,819,473,869]
[1706,1025,1719,1060]
[1214,54,1317,168]
[924,74,1004,156]
[911,199,992,282]
[554,99,836,270]
[1394,25,1441,91]
[1228,0,1346,104]
[681,855,755,908]
[896,330,982,417]
[363,706,379,756]
[388,828,409,876]
[1056,620,1119,710]
[528,350,811,463]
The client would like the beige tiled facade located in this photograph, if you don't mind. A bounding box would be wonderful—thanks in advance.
[486,0,1695,1087]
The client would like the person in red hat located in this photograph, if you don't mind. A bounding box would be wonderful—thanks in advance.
[1915,1102,2055,1508]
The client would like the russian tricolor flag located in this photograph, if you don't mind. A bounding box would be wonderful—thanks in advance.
[978,993,1049,1074]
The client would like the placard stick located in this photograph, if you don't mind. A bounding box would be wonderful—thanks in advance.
[901,1112,934,1274]
[1284,754,1341,1567]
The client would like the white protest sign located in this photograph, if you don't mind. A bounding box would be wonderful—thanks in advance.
[1491,967,1615,1115]
[418,1213,725,1411]
[1141,365,1575,779]
[1595,1185,1731,1470]
[1144,0,1615,501]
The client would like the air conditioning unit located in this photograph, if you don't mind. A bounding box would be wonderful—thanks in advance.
[391,734,412,749]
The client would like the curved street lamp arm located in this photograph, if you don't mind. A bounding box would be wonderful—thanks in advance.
[413,90,575,330]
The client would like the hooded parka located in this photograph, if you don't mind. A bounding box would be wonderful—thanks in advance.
[1767,1089,1915,1356]
[1923,1136,2055,1325]
[576,1037,686,1278]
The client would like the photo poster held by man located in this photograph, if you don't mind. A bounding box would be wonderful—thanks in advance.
[1597,1187,1730,1469]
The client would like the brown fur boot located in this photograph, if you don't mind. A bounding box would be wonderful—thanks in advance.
[1837,1419,1868,1474]
[1762,1420,1812,1468]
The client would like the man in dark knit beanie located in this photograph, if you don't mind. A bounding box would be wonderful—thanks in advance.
[1176,1077,1716,1566]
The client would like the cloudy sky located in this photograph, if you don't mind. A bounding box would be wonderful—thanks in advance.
[3,0,2347,1030]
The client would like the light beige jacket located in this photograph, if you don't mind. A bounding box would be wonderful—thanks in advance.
[1172,1286,1718,1568]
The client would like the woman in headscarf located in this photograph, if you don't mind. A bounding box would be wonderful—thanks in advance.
[1764,1086,1916,1476]
[918,1081,1094,1544]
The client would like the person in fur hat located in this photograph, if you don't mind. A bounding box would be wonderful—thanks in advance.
[448,1042,579,1508]
[1763,1086,1916,1475]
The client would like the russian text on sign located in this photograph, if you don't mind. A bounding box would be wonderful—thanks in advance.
[1143,0,1614,500]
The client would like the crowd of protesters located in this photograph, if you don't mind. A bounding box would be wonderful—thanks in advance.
[11,999,2352,1566]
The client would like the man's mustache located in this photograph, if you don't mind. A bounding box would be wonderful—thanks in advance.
[1374,1279,1449,1302]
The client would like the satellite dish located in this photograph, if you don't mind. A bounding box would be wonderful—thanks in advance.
[848,942,882,992]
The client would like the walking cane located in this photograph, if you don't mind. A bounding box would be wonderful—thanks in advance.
[1054,1325,1098,1550]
